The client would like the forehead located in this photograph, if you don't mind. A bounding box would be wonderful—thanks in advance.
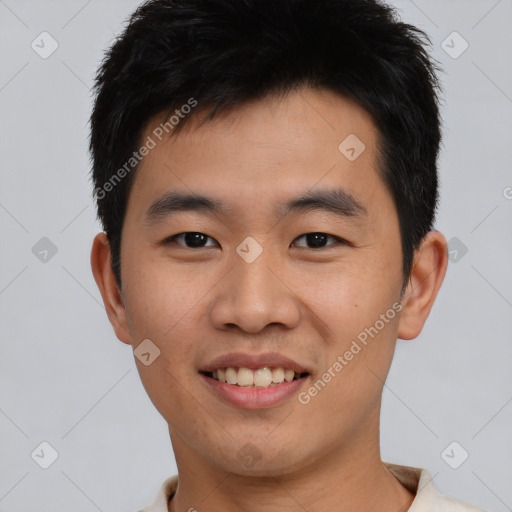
[128,88,388,220]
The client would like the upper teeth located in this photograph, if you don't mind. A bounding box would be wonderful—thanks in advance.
[212,367,297,388]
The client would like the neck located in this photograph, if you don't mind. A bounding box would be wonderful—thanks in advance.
[167,422,415,512]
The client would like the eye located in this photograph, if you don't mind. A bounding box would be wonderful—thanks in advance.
[166,232,218,248]
[291,232,345,249]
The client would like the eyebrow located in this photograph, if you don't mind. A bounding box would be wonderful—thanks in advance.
[280,187,367,219]
[145,187,367,225]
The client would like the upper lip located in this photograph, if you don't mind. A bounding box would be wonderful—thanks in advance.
[201,352,311,374]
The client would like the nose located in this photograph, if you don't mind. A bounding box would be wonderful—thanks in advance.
[209,248,301,334]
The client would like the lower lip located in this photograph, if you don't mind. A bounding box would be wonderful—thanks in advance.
[200,374,309,409]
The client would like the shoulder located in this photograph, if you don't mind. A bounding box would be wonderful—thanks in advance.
[426,492,486,512]
[139,475,178,512]
[415,468,485,512]
[384,462,486,512]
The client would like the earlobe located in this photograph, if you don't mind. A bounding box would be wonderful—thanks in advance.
[90,232,132,345]
[397,231,449,341]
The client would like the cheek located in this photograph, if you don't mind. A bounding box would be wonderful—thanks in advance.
[298,258,398,336]
[297,258,400,394]
[121,263,204,419]
[122,254,200,340]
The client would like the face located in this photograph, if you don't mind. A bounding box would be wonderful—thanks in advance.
[102,88,409,476]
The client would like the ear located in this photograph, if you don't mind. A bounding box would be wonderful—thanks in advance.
[397,230,448,340]
[90,232,132,345]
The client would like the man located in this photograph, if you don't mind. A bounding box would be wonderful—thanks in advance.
[89,0,484,510]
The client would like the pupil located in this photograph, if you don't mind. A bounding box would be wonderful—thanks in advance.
[307,233,327,248]
[185,232,207,247]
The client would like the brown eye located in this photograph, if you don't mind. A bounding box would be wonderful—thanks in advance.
[167,232,217,248]
[291,232,343,249]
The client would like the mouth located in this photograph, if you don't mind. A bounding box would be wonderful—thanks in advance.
[201,367,310,388]
[199,353,312,408]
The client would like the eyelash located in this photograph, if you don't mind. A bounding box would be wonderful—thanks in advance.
[164,232,348,250]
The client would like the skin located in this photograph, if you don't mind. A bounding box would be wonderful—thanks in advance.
[91,87,448,512]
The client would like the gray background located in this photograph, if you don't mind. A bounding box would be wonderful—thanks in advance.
[0,0,511,510]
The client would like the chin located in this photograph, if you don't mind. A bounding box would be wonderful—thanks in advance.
[210,445,308,478]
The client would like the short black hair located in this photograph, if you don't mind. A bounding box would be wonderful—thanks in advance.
[90,0,443,294]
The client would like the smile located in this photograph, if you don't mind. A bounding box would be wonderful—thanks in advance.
[203,366,309,388]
